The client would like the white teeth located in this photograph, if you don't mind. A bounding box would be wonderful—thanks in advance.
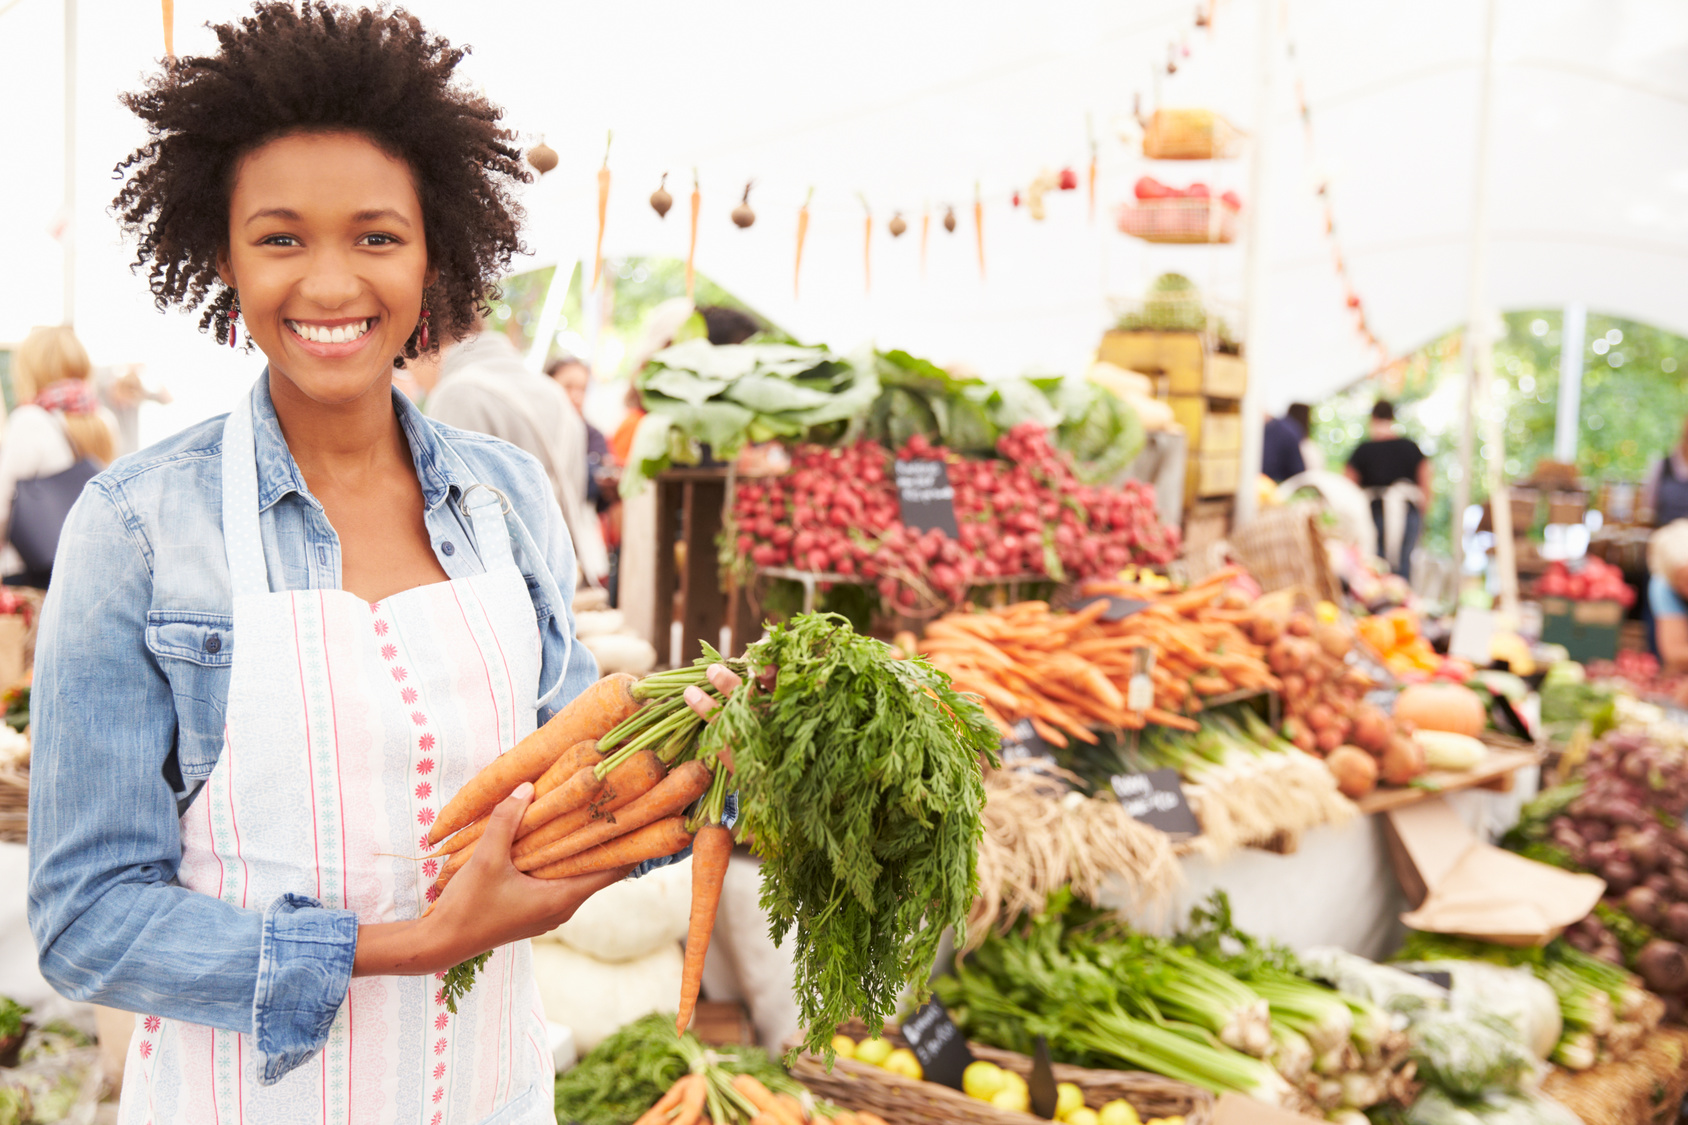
[288,319,371,345]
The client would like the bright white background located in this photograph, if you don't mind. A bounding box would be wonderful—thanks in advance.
[2,0,1687,444]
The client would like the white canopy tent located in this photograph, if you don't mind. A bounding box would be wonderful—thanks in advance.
[1,0,1685,448]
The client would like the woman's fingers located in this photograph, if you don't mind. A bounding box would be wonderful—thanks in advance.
[472,782,534,862]
[684,663,743,721]
[708,663,743,695]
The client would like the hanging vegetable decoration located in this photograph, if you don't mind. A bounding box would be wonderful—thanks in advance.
[920,208,930,276]
[686,169,700,299]
[591,131,611,289]
[888,212,907,238]
[1058,167,1079,191]
[974,183,986,278]
[731,182,756,229]
[794,187,813,298]
[162,0,174,57]
[859,195,873,295]
[1087,114,1098,222]
[944,205,958,233]
[650,172,673,218]
[527,137,559,176]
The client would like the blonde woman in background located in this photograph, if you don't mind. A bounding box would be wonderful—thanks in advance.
[0,327,118,585]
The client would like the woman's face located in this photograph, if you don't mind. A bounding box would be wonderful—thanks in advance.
[220,130,430,407]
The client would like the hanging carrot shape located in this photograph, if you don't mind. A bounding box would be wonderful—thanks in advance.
[920,207,930,278]
[686,169,700,299]
[162,0,174,57]
[974,182,986,279]
[857,194,872,295]
[794,187,814,298]
[592,131,612,290]
[1087,113,1098,223]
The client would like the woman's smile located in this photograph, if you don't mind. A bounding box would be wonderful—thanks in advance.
[284,316,380,356]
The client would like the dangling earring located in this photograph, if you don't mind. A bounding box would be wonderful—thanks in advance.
[418,294,431,350]
[227,291,240,349]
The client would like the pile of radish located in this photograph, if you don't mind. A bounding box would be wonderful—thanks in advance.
[1134,176,1243,211]
[730,423,1178,609]
[1533,557,1636,607]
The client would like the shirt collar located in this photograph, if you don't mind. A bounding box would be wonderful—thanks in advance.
[248,370,467,514]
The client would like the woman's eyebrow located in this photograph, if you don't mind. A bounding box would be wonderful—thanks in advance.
[242,207,414,227]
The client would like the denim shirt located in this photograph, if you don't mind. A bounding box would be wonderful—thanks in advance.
[25,374,602,1084]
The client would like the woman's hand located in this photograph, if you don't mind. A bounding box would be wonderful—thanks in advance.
[684,663,742,770]
[355,782,629,978]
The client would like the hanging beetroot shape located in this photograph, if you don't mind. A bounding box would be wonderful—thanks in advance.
[943,206,957,233]
[651,172,673,218]
[888,212,907,238]
[731,182,756,229]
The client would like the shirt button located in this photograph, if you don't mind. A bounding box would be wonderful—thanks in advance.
[441,541,456,556]
[204,633,222,654]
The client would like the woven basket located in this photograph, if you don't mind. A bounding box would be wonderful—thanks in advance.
[0,761,26,845]
[789,1022,1215,1125]
[1142,109,1244,160]
[1115,199,1237,244]
[1226,501,1338,602]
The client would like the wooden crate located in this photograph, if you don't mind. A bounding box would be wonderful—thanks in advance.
[1204,353,1247,398]
[1193,452,1241,499]
[1168,395,1206,445]
[1200,411,1241,455]
[1098,330,1165,372]
[1160,333,1207,392]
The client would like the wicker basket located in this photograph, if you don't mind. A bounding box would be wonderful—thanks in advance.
[1226,501,1338,603]
[1115,199,1237,244]
[0,761,25,845]
[789,1022,1215,1125]
[1142,109,1244,160]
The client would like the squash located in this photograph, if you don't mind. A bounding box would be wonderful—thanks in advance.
[1394,682,1486,738]
[530,939,684,1052]
[1413,730,1487,772]
[544,856,690,962]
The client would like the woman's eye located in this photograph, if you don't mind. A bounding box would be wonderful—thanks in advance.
[362,233,401,246]
[260,234,299,247]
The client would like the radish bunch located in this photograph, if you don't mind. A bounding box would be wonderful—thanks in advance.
[729,424,1179,611]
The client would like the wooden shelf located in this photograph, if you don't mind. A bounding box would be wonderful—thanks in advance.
[1354,745,1543,816]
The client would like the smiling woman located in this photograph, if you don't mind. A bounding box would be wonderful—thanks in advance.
[22,5,706,1125]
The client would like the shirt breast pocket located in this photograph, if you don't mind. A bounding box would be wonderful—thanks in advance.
[144,611,234,786]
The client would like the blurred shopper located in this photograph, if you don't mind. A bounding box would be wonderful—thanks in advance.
[1345,400,1430,581]
[418,314,609,584]
[94,363,171,458]
[0,327,117,587]
[547,355,612,511]
[1642,417,1688,527]
[1648,520,1688,671]
[1287,402,1325,473]
[1261,407,1307,483]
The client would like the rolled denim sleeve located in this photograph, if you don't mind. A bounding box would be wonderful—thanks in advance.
[27,480,355,1084]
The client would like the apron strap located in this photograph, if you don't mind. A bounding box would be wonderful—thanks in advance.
[220,392,270,599]
[440,448,573,711]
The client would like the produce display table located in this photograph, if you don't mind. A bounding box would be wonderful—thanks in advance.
[1353,743,1542,816]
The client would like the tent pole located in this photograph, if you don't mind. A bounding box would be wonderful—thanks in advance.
[1461,0,1515,619]
[1234,0,1277,526]
[525,260,577,372]
[1554,304,1586,463]
[62,0,76,327]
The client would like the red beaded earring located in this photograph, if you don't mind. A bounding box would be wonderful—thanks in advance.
[228,292,240,349]
[418,295,431,350]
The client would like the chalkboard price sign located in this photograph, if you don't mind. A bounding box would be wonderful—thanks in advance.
[1000,719,1057,769]
[1072,593,1150,622]
[1110,768,1202,837]
[894,459,960,538]
[899,998,975,1091]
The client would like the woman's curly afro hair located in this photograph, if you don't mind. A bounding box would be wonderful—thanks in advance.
[113,1,530,362]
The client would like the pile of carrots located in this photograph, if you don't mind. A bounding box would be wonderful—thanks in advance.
[636,1072,885,1125]
[422,670,733,1028]
[919,567,1279,746]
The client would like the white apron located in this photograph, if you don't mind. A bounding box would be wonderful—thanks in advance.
[119,396,555,1125]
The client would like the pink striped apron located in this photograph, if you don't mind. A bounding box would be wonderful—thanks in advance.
[118,394,555,1124]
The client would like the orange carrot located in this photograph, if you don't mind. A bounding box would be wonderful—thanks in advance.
[920,207,930,277]
[774,1094,805,1124]
[856,1114,891,1125]
[512,750,666,866]
[632,1074,695,1125]
[974,182,985,278]
[535,739,602,798]
[794,187,813,298]
[685,169,700,298]
[162,0,174,56]
[426,739,606,861]
[592,131,611,290]
[675,823,732,1035]
[520,760,712,872]
[749,1116,778,1125]
[529,816,692,880]
[732,1077,800,1125]
[428,673,638,844]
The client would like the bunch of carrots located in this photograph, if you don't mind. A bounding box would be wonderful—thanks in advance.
[422,667,735,1021]
[919,567,1278,746]
[637,1070,882,1125]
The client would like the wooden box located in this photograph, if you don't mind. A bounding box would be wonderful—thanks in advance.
[1204,353,1247,398]
[1194,452,1241,498]
[1098,331,1164,373]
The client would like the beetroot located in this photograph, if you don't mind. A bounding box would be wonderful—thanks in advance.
[1603,859,1639,892]
[1666,902,1688,942]
[1637,939,1688,993]
[1625,885,1664,927]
